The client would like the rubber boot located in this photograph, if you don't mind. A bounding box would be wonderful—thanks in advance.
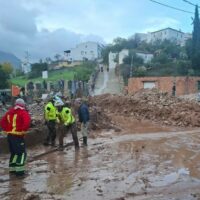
[83,136,87,146]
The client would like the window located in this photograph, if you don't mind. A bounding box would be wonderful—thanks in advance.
[81,51,84,55]
[143,81,156,89]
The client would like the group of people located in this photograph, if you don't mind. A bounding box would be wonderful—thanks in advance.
[0,96,90,178]
[44,96,90,150]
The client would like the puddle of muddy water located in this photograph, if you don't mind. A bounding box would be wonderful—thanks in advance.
[149,169,190,187]
[0,125,200,200]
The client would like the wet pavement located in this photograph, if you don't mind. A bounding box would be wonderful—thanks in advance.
[93,67,123,95]
[0,120,200,200]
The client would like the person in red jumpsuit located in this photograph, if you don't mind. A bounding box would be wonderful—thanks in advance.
[0,98,31,177]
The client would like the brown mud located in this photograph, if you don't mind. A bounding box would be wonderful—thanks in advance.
[0,118,200,200]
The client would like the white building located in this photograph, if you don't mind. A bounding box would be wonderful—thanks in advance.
[147,28,192,46]
[64,41,103,62]
[118,49,153,64]
[21,62,31,74]
[109,52,118,69]
[119,49,129,64]
[133,28,191,46]
[136,52,154,63]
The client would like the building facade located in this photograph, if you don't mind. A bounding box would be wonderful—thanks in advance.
[118,49,153,65]
[21,62,31,74]
[136,52,154,63]
[134,28,191,46]
[128,76,200,96]
[147,28,188,45]
[64,41,103,62]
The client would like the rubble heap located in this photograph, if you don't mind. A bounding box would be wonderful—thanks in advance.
[28,103,45,127]
[89,105,115,130]
[92,89,200,127]
[28,102,114,130]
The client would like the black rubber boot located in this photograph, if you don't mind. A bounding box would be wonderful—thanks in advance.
[83,137,87,146]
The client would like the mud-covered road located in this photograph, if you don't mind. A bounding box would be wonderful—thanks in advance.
[1,67,200,199]
[0,118,200,200]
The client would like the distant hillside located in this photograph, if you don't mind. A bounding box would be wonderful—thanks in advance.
[0,51,21,69]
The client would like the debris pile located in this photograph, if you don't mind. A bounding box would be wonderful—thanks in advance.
[92,89,200,127]
[28,101,114,130]
[89,105,115,130]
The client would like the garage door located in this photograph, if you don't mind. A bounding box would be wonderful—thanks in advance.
[143,81,156,89]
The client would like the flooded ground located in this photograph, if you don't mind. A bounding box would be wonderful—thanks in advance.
[0,119,200,200]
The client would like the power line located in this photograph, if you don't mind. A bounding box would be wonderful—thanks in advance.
[182,0,200,8]
[149,0,194,14]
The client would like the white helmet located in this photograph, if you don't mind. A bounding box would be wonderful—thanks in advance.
[53,96,64,106]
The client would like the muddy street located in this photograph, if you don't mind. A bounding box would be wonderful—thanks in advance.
[1,68,200,200]
[0,118,200,200]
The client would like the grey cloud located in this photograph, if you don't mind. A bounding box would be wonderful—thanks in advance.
[0,0,105,62]
[0,0,38,36]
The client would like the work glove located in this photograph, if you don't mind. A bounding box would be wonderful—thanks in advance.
[64,122,69,126]
[56,118,60,123]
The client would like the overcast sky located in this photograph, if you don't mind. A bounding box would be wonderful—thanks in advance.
[0,0,197,61]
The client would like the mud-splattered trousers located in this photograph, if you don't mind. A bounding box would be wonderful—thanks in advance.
[46,120,56,145]
[7,134,26,175]
[58,122,79,149]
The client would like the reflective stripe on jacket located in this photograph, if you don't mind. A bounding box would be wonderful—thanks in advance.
[0,106,31,136]
[44,102,57,121]
[58,107,75,125]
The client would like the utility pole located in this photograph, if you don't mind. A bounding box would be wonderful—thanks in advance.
[130,54,133,78]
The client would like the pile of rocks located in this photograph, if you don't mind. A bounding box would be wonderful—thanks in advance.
[28,101,115,131]
[89,105,115,130]
[92,89,200,127]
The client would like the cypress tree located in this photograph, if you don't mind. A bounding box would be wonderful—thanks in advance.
[192,5,200,71]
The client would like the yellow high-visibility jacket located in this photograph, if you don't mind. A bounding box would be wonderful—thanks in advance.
[44,102,57,121]
[58,107,75,125]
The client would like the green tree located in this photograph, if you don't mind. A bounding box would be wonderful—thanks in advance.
[28,63,48,79]
[185,38,193,59]
[1,62,13,75]
[192,5,200,71]
[119,64,131,85]
[152,52,169,64]
[0,65,9,89]
[123,50,143,67]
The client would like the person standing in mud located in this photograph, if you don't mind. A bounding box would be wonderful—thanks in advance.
[0,98,31,177]
[78,98,90,146]
[56,101,79,151]
[44,98,57,146]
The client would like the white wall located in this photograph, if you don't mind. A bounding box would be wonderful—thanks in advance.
[109,52,117,69]
[149,28,187,45]
[119,49,129,64]
[65,42,102,61]
[22,63,31,74]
